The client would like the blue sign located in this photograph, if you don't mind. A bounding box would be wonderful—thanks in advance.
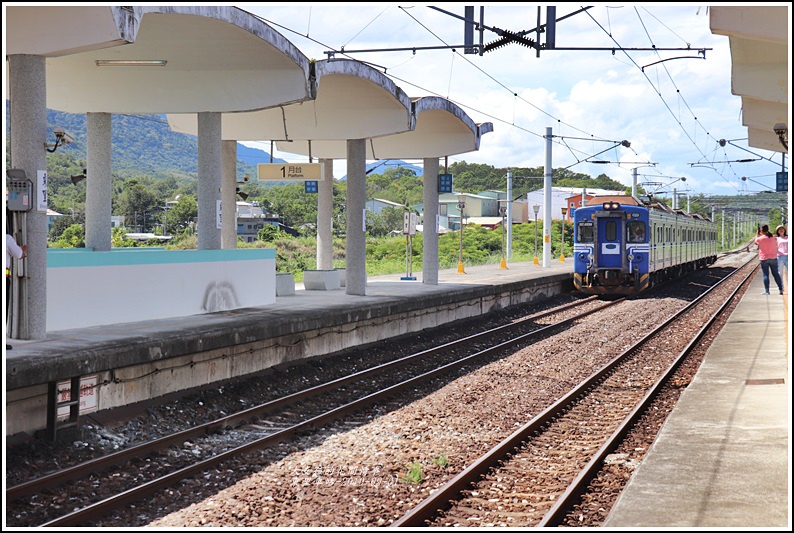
[438,173,453,193]
[305,180,318,193]
[776,171,788,193]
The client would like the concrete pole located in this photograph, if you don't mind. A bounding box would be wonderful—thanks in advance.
[197,112,222,250]
[721,209,725,248]
[346,139,367,295]
[506,171,513,260]
[673,188,678,210]
[422,157,440,285]
[85,112,112,251]
[543,127,552,267]
[317,158,334,270]
[8,54,47,340]
[632,167,638,198]
[221,140,237,249]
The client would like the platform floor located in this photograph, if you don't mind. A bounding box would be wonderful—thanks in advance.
[604,272,790,528]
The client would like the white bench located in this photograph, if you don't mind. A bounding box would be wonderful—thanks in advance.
[303,269,341,290]
[275,273,295,296]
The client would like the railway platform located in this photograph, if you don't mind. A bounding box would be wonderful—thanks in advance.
[604,271,790,528]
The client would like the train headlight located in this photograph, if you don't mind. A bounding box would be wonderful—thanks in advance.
[602,201,621,210]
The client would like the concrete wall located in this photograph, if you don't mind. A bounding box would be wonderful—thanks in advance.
[46,248,276,331]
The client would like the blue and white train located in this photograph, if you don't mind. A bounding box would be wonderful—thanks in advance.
[572,196,718,295]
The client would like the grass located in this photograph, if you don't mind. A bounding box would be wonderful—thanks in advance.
[400,461,425,484]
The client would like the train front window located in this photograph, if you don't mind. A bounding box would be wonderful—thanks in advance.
[577,221,594,243]
[627,221,645,243]
[605,220,617,241]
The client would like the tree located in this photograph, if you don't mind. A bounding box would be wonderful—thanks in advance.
[115,179,159,230]
[48,216,77,242]
[49,224,85,248]
[166,194,198,232]
[111,226,138,248]
[257,223,280,242]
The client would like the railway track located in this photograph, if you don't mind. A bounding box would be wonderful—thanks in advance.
[7,294,618,527]
[6,256,754,527]
[393,259,757,527]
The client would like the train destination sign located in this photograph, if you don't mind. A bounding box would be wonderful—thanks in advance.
[257,163,324,181]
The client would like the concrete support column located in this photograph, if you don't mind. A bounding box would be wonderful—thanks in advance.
[85,112,112,251]
[197,112,222,250]
[316,158,334,270]
[8,54,47,339]
[345,140,367,295]
[422,157,440,285]
[221,140,237,249]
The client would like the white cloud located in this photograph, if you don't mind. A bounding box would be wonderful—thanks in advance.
[239,4,785,198]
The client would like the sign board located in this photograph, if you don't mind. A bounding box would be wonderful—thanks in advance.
[776,171,788,193]
[57,375,99,418]
[258,163,324,181]
[403,212,417,235]
[37,170,48,212]
[438,173,453,193]
[305,180,318,193]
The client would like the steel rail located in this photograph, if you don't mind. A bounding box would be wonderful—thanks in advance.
[37,297,616,526]
[537,263,757,526]
[393,261,752,527]
[8,296,599,501]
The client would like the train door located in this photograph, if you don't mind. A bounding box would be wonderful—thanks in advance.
[597,217,623,269]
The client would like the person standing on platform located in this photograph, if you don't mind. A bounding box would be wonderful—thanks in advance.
[755,224,783,295]
[775,225,788,291]
[6,230,28,350]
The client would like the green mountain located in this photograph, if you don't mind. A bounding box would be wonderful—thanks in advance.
[6,104,284,179]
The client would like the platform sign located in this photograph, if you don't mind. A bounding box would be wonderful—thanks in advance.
[57,375,99,418]
[403,211,417,235]
[257,163,324,181]
[438,173,453,193]
[776,171,788,193]
[305,180,318,193]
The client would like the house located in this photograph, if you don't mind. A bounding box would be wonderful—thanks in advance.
[563,189,628,220]
[365,198,406,214]
[477,190,529,223]
[526,187,626,221]
[236,201,282,243]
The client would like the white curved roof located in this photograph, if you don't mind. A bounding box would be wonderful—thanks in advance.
[275,95,494,159]
[6,5,312,114]
[167,58,413,141]
[710,6,788,153]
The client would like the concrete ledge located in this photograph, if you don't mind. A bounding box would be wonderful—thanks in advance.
[303,269,341,290]
[276,273,295,296]
[5,271,572,436]
[336,268,346,287]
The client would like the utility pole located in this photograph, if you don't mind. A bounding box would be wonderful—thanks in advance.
[543,127,552,267]
[506,171,513,260]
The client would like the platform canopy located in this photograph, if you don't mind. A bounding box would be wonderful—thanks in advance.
[6,5,313,114]
[274,95,494,160]
[710,6,788,153]
[167,58,414,144]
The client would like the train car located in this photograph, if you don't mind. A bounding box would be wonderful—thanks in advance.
[572,195,718,295]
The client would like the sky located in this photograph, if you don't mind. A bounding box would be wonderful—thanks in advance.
[236,3,788,199]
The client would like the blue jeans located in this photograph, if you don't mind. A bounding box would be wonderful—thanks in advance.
[778,256,788,283]
[760,258,783,292]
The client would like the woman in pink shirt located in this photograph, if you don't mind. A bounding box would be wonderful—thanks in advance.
[755,224,783,295]
[776,225,788,290]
